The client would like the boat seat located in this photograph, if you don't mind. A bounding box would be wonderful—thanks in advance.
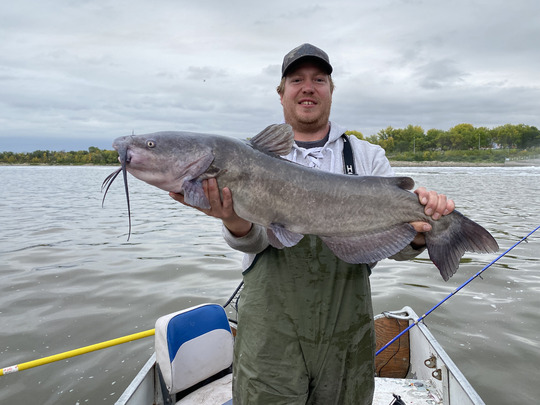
[155,303,234,402]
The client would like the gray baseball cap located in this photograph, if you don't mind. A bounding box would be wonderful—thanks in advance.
[281,43,333,77]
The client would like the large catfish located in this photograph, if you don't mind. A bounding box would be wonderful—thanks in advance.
[103,124,498,281]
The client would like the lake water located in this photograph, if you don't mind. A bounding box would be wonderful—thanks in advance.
[1,165,539,404]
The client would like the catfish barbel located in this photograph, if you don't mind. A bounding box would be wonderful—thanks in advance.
[103,124,498,281]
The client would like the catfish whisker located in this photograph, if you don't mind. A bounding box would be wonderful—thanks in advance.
[102,164,132,240]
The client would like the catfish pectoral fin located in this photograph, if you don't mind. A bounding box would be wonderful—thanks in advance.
[183,179,211,209]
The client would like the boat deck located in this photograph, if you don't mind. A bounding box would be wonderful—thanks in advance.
[374,377,441,404]
[174,375,442,404]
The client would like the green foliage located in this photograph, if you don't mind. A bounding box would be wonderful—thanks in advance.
[0,147,119,165]
[363,123,540,162]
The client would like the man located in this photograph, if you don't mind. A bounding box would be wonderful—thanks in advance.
[170,43,454,404]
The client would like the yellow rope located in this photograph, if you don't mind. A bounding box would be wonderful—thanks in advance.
[0,328,155,376]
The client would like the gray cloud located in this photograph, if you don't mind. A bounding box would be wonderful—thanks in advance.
[1,0,539,152]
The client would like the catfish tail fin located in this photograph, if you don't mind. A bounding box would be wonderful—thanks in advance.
[426,210,499,281]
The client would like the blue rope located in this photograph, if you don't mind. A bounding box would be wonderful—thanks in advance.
[376,224,540,356]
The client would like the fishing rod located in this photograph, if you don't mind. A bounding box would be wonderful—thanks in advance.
[376,224,540,356]
[0,329,155,376]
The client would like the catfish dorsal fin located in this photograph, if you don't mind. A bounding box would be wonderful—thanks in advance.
[249,124,294,156]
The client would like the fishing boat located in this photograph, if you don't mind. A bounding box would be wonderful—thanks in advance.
[115,298,485,405]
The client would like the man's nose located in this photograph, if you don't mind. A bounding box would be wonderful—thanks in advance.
[302,81,314,93]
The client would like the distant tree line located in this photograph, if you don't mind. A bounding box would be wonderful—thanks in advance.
[346,123,540,163]
[0,147,119,165]
[1,123,539,165]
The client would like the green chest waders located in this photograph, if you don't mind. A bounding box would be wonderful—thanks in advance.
[232,235,375,405]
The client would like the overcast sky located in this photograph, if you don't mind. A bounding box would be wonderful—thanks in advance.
[1,0,539,152]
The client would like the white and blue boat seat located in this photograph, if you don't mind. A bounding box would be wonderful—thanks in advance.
[155,303,234,404]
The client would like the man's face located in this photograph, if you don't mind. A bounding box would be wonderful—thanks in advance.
[280,62,333,132]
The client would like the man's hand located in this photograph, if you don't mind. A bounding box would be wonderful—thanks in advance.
[169,178,252,237]
[409,187,455,247]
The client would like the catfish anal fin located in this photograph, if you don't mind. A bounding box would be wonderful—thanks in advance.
[320,224,417,264]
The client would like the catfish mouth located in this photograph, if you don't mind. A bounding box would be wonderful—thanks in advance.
[102,145,132,240]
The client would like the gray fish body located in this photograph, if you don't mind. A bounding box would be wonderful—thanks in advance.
[108,124,498,281]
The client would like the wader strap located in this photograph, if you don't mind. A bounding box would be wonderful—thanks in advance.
[341,134,356,175]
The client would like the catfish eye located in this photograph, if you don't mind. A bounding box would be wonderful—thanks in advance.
[146,140,156,148]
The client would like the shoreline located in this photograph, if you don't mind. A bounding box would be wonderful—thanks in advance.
[389,161,504,167]
[390,159,540,167]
